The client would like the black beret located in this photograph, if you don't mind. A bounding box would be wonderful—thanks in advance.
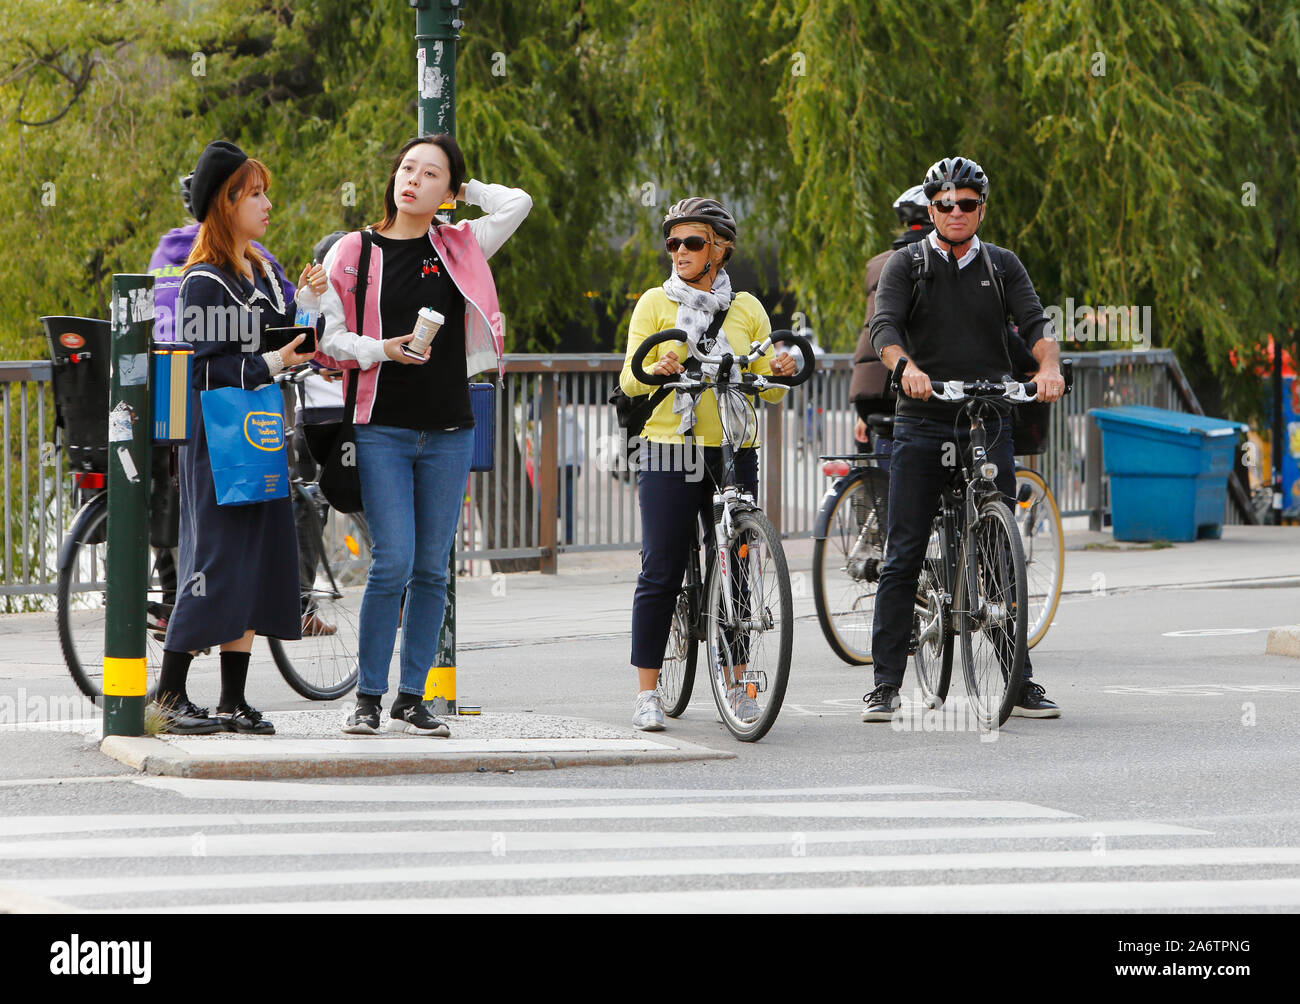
[190,140,248,222]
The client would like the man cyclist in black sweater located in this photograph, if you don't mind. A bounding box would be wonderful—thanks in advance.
[864,156,1065,722]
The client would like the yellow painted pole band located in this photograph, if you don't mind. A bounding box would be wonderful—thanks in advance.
[424,666,456,702]
[103,657,147,696]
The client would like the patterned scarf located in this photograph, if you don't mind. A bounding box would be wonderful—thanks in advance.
[662,268,735,434]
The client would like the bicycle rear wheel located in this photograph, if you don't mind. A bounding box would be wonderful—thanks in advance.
[955,499,1027,730]
[56,499,164,703]
[705,508,792,742]
[913,552,953,709]
[268,503,365,701]
[1014,469,1063,649]
[812,468,888,665]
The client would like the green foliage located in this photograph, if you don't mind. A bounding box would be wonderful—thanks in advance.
[0,0,1295,421]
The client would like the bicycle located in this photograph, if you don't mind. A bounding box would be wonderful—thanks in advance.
[905,362,1073,729]
[1013,466,1064,649]
[811,414,893,665]
[51,342,367,702]
[629,326,814,741]
[814,412,1068,665]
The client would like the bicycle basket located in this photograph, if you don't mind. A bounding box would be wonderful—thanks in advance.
[42,316,111,473]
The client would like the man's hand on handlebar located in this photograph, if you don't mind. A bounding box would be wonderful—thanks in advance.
[899,359,933,401]
[651,350,685,377]
[1032,363,1066,403]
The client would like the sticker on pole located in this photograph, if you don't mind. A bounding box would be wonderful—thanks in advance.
[108,401,137,443]
[118,352,148,386]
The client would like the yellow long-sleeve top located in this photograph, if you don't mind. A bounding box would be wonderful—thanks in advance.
[619,288,788,447]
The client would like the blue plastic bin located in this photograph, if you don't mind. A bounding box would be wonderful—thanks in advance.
[1089,406,1246,542]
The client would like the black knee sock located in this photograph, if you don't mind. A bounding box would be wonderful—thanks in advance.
[217,651,252,714]
[158,650,194,707]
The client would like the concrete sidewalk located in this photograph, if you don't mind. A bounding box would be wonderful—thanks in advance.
[5,524,1299,779]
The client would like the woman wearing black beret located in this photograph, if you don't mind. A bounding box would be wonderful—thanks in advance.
[155,140,324,734]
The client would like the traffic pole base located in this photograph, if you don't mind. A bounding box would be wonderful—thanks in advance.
[103,695,145,738]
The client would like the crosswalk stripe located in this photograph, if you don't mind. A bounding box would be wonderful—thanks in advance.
[118,877,1300,913]
[0,820,1209,859]
[131,779,966,802]
[11,846,1298,900]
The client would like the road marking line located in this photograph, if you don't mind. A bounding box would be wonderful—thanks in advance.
[0,820,1209,859]
[130,779,964,802]
[19,849,1300,901]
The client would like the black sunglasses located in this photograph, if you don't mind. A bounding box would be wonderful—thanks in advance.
[931,197,984,214]
[665,235,712,252]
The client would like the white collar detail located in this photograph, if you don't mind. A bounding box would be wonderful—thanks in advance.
[928,231,981,269]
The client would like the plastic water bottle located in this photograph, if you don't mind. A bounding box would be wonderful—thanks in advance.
[295,284,320,329]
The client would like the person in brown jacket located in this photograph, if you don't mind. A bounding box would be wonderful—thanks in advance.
[849,185,933,447]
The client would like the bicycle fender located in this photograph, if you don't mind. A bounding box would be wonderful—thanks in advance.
[812,474,858,540]
[58,491,108,571]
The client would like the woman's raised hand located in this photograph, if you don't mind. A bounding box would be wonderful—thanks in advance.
[651,350,684,377]
[298,263,327,295]
[384,333,429,364]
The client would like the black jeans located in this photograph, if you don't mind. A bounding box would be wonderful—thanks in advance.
[869,414,1032,689]
[631,444,758,669]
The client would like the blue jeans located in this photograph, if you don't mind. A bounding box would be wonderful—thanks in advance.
[869,415,1031,689]
[355,424,473,698]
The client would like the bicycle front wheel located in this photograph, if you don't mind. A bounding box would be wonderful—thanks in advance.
[1014,469,1064,649]
[268,504,365,701]
[56,499,164,704]
[705,508,792,742]
[955,499,1027,730]
[812,468,888,665]
[657,588,698,718]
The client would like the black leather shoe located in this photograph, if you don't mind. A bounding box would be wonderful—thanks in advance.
[150,699,224,735]
[216,703,276,735]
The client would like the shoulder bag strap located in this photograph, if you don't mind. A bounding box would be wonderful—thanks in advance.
[342,230,373,425]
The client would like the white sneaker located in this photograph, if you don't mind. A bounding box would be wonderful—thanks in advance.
[716,687,761,723]
[632,689,665,731]
[731,688,762,722]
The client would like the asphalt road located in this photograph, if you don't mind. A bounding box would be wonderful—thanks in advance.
[0,572,1297,919]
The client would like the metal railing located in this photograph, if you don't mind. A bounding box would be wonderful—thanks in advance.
[1,348,1257,602]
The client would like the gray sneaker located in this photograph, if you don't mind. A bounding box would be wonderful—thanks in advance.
[861,684,902,722]
[632,689,665,731]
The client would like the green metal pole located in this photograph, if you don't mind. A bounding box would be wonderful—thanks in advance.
[414,0,466,715]
[103,274,154,738]
[414,0,463,139]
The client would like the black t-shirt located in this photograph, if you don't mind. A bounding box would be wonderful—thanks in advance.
[368,232,472,430]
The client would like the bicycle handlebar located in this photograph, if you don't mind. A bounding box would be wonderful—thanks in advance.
[628,327,817,390]
[890,357,1075,403]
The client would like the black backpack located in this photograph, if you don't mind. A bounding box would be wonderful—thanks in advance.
[904,237,1008,322]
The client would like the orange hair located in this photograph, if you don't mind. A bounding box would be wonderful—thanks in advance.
[185,159,270,276]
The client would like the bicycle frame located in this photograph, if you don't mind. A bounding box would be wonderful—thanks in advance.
[929,401,1015,638]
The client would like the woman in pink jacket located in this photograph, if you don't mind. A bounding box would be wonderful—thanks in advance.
[316,134,530,736]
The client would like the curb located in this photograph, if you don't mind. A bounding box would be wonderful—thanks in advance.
[99,734,734,780]
[1265,625,1300,658]
[0,886,80,914]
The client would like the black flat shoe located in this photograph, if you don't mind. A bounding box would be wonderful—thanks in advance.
[216,703,276,735]
[149,699,223,735]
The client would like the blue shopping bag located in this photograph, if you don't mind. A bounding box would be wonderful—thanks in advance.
[199,383,290,506]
